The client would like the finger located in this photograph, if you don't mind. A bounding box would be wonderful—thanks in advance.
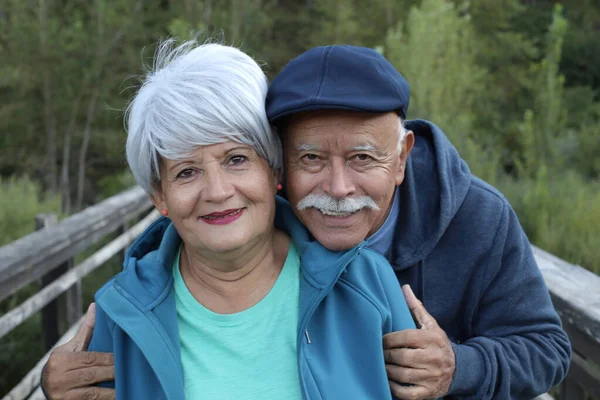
[385,364,430,385]
[389,380,431,400]
[57,351,115,370]
[63,365,115,386]
[384,347,432,369]
[66,386,115,400]
[383,330,430,349]
[56,303,96,353]
[402,285,438,330]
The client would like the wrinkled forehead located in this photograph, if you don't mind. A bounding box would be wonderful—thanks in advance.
[282,110,399,152]
[289,134,385,154]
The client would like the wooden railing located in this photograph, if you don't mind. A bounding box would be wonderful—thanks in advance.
[0,187,157,400]
[533,247,600,400]
[0,187,599,399]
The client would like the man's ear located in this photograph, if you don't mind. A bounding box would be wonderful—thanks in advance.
[395,131,415,186]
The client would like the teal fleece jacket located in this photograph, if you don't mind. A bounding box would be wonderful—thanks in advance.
[87,197,416,399]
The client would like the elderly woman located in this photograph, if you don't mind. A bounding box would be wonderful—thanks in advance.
[84,40,415,400]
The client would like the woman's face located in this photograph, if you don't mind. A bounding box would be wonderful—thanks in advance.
[151,141,279,256]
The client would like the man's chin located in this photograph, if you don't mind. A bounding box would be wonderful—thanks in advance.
[311,229,366,252]
[320,238,364,251]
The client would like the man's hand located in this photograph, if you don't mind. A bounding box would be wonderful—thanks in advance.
[42,303,115,400]
[383,285,455,400]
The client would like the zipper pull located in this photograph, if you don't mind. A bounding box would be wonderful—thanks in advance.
[304,329,311,344]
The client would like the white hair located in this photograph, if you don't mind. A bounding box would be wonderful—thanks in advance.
[125,39,282,194]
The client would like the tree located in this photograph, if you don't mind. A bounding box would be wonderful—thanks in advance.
[384,0,498,181]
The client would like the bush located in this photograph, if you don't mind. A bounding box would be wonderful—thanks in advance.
[499,168,600,274]
[0,176,62,246]
[97,170,137,200]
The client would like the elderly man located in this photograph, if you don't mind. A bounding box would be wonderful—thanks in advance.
[266,45,571,399]
[42,45,570,400]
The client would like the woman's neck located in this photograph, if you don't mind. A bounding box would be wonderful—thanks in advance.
[179,229,290,314]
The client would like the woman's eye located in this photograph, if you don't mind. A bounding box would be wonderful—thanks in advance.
[176,168,195,178]
[228,155,248,165]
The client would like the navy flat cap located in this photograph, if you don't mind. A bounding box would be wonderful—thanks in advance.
[266,45,410,124]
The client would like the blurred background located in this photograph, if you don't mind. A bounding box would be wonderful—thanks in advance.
[1,0,599,395]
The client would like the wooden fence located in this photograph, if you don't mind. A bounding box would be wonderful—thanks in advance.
[534,247,600,400]
[0,186,157,400]
[0,187,598,400]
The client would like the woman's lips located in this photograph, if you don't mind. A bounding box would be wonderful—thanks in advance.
[200,208,245,225]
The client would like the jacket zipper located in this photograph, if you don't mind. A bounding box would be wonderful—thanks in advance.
[296,247,362,400]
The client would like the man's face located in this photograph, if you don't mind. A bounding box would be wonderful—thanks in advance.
[283,110,414,251]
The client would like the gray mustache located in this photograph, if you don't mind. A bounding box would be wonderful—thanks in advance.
[296,194,380,213]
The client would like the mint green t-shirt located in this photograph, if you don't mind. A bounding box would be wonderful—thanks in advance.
[173,243,303,400]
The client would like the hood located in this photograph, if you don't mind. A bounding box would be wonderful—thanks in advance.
[117,197,363,306]
[118,217,181,307]
[389,119,472,270]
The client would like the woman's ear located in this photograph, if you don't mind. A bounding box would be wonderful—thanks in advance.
[150,189,166,213]
[273,168,283,192]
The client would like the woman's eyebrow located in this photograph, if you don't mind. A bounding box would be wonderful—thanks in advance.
[168,160,193,173]
[223,145,252,155]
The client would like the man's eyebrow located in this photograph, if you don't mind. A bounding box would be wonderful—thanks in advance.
[351,144,376,152]
[350,144,387,156]
[296,143,319,152]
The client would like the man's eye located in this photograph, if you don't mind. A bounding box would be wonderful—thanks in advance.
[176,168,195,178]
[301,154,319,161]
[228,155,248,165]
[353,154,373,162]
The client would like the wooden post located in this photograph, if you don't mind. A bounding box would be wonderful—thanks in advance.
[36,214,82,351]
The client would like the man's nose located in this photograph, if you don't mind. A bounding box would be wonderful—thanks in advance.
[323,158,356,199]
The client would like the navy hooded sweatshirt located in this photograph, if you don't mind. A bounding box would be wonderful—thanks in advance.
[375,119,571,399]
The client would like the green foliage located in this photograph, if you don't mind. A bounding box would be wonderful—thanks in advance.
[385,0,486,137]
[514,109,537,178]
[500,170,600,274]
[168,18,207,42]
[384,0,499,183]
[562,86,600,179]
[0,176,62,246]
[527,5,568,168]
[97,170,137,199]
